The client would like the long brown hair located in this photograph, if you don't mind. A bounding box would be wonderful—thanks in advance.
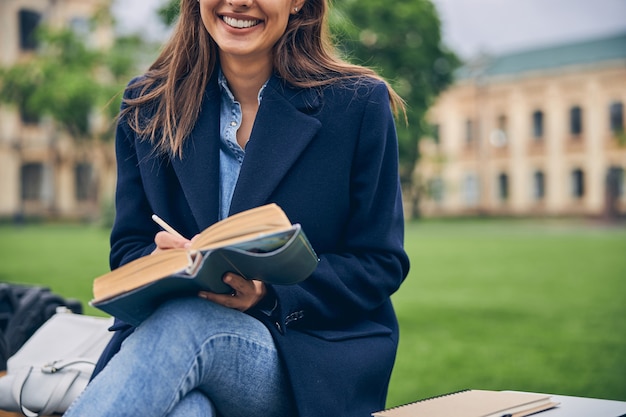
[124,0,405,156]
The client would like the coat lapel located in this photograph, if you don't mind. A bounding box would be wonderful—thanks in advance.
[229,77,322,214]
[170,79,222,231]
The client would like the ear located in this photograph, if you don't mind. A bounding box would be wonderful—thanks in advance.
[291,0,306,14]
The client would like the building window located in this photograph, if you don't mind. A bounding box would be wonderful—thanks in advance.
[21,163,44,201]
[571,169,585,199]
[75,163,95,201]
[570,106,583,136]
[463,173,480,207]
[498,114,508,135]
[532,110,544,140]
[465,119,474,146]
[20,105,40,125]
[533,170,545,201]
[610,101,624,134]
[428,177,444,204]
[490,114,508,147]
[497,172,509,201]
[69,17,91,38]
[607,166,625,199]
[19,9,41,51]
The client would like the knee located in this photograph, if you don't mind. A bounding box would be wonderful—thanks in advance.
[146,297,233,330]
[136,297,248,344]
[131,297,273,356]
[150,296,209,325]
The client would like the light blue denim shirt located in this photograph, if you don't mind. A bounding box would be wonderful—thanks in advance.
[218,70,268,220]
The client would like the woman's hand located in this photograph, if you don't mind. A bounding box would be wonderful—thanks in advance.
[151,231,191,254]
[199,273,267,312]
[152,232,266,311]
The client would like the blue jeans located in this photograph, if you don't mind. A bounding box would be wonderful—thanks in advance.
[64,298,295,417]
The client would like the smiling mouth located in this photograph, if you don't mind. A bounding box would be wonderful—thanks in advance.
[221,16,262,29]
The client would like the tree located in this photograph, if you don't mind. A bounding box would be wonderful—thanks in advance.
[0,8,153,222]
[157,0,182,26]
[1,28,101,139]
[332,0,459,217]
[0,12,141,142]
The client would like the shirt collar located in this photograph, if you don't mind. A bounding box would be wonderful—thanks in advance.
[218,69,268,104]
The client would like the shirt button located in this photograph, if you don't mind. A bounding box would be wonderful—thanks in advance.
[230,121,237,127]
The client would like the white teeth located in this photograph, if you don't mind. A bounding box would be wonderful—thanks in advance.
[222,16,260,29]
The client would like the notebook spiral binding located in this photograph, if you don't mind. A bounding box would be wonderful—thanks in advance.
[382,389,470,412]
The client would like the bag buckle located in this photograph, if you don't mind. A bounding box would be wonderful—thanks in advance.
[41,359,95,374]
[41,361,61,374]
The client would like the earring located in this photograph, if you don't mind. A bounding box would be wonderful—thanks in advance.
[294,7,298,12]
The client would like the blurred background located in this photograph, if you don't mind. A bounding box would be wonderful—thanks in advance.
[2,0,625,221]
[0,0,625,409]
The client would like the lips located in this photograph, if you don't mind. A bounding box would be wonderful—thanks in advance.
[221,15,262,29]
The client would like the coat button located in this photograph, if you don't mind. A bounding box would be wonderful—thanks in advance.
[274,321,283,333]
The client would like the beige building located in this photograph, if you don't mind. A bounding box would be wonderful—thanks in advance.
[417,32,626,218]
[0,0,115,220]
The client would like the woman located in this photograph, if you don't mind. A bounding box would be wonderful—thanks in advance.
[65,0,409,415]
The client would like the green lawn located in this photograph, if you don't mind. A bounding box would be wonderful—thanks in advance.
[389,219,626,407]
[0,224,111,317]
[1,219,625,406]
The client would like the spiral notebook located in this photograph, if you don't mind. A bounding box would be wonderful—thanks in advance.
[372,389,559,417]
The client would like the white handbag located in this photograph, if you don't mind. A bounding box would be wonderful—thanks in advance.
[0,309,113,416]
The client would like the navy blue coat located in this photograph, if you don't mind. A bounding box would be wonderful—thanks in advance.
[97,72,410,417]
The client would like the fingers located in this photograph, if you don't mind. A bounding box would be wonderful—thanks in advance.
[199,290,244,310]
[224,273,267,302]
[198,273,266,312]
[152,231,191,254]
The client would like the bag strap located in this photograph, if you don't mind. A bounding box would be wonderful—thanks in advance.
[41,359,96,373]
[35,371,81,416]
[11,359,95,417]
[11,367,38,417]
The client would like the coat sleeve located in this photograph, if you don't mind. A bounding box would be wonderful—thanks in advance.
[266,82,410,329]
[108,82,159,270]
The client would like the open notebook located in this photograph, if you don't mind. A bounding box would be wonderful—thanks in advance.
[372,390,559,417]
